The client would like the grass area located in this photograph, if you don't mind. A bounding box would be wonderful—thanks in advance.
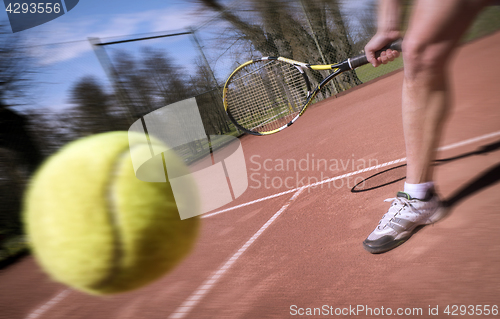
[354,6,500,84]
[462,6,500,42]
[355,56,404,83]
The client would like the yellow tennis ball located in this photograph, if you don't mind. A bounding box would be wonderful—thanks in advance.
[24,131,200,295]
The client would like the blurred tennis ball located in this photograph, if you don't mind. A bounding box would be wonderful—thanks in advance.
[23,131,200,295]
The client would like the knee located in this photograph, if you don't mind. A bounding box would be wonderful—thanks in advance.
[402,39,451,81]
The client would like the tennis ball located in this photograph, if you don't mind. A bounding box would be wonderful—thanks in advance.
[24,131,200,295]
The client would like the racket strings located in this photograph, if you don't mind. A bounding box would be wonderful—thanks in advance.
[226,60,309,133]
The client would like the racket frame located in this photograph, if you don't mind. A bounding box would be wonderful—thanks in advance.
[222,57,351,136]
[222,39,403,136]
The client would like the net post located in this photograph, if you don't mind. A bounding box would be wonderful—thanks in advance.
[88,37,136,124]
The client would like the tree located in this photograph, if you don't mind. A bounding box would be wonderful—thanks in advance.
[198,0,362,96]
[112,48,212,155]
[192,62,232,135]
[68,75,115,136]
[0,24,42,252]
[0,107,42,240]
[0,26,33,105]
[0,23,41,170]
[142,48,193,106]
[112,48,194,117]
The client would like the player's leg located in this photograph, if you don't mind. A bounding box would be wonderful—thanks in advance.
[363,0,489,254]
[402,0,489,192]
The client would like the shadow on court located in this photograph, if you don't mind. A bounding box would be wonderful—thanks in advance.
[444,162,500,208]
[351,139,500,208]
[349,139,500,253]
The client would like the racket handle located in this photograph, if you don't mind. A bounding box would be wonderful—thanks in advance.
[349,38,403,70]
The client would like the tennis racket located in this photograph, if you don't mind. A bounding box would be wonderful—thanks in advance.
[223,39,402,136]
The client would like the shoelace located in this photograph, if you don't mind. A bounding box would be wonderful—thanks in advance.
[377,197,416,230]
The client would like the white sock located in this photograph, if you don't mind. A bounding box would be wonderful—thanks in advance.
[404,181,434,200]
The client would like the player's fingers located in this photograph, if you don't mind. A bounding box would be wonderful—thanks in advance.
[365,40,383,67]
[378,51,389,65]
[385,49,399,62]
[378,50,400,64]
[365,49,380,67]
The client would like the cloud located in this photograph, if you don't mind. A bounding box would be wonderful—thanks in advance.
[27,5,200,66]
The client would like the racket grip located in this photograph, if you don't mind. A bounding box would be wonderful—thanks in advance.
[349,38,403,70]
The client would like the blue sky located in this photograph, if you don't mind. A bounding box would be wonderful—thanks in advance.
[1,0,212,111]
[2,0,205,46]
[0,0,370,112]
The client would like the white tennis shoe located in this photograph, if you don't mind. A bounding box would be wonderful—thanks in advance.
[363,190,447,254]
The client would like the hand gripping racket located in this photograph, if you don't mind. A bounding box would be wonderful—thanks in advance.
[223,39,402,136]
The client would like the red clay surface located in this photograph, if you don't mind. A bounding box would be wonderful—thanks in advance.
[1,32,500,319]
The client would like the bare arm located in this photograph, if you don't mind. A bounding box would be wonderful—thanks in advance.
[365,0,402,67]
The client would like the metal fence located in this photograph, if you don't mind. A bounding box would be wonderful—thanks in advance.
[1,1,500,264]
[86,2,500,138]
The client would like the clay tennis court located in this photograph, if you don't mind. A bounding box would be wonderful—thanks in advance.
[2,32,500,319]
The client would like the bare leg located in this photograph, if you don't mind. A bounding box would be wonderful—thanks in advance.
[402,0,488,184]
[363,0,490,253]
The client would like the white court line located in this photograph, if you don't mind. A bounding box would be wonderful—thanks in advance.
[168,187,306,319]
[24,130,500,319]
[202,130,500,219]
[437,131,500,152]
[25,289,71,319]
[201,158,406,219]
[170,130,500,318]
